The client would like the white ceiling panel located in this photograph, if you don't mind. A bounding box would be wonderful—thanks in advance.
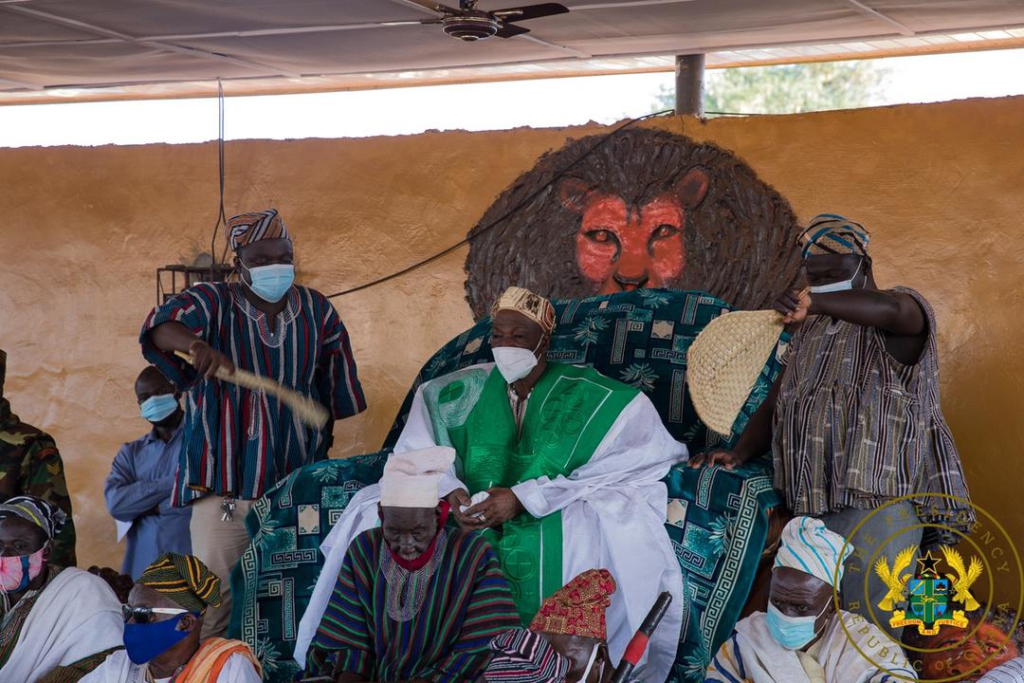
[1,0,1023,101]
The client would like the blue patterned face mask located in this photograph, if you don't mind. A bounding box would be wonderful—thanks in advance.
[139,394,179,423]
[766,601,829,650]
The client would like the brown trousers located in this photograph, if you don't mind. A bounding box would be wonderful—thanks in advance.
[189,495,255,640]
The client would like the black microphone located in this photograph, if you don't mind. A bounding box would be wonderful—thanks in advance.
[609,591,673,683]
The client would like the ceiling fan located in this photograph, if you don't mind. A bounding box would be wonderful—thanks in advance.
[405,0,570,41]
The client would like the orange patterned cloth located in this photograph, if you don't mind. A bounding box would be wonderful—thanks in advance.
[227,208,290,251]
[177,637,262,682]
[528,569,616,640]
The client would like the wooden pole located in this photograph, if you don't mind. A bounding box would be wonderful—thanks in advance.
[674,54,705,117]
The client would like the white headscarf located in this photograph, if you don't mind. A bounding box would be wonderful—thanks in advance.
[379,447,456,508]
[774,516,853,587]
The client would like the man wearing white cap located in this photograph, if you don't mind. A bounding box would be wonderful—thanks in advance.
[297,286,687,683]
[303,446,520,682]
[706,517,915,683]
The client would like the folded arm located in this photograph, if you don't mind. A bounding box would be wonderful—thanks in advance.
[104,447,174,521]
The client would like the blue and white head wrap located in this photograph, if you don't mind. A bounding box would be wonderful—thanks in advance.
[798,214,870,260]
[774,517,853,588]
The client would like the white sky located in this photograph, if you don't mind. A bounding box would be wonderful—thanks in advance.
[0,47,1023,148]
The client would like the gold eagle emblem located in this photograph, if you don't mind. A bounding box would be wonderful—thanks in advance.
[873,545,916,611]
[940,545,983,611]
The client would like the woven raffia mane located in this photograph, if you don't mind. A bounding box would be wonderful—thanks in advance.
[464,127,802,319]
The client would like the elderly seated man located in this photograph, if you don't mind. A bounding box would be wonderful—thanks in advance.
[80,553,261,683]
[706,517,916,683]
[304,447,521,682]
[0,496,123,683]
[486,569,618,683]
[299,287,687,682]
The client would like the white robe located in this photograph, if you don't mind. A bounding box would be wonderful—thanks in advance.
[705,610,918,683]
[296,363,688,683]
[0,567,124,683]
[79,649,263,683]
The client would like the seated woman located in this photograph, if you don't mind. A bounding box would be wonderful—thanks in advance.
[0,495,123,683]
[304,447,521,682]
[80,553,261,683]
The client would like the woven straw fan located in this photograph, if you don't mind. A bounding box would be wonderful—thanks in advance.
[173,350,329,429]
[686,309,785,436]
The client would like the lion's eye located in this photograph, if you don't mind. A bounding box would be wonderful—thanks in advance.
[585,229,615,244]
[651,224,679,240]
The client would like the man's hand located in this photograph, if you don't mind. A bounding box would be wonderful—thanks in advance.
[772,288,812,326]
[687,449,751,471]
[446,489,487,531]
[464,487,524,528]
[189,340,236,380]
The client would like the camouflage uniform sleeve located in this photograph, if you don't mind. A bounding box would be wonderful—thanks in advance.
[20,437,78,567]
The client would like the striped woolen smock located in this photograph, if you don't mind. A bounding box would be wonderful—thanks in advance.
[307,528,521,683]
[773,287,974,531]
[140,282,365,505]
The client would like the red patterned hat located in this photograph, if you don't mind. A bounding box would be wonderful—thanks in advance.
[529,569,616,640]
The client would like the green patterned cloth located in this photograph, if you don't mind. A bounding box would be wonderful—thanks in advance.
[0,399,77,567]
[231,289,785,682]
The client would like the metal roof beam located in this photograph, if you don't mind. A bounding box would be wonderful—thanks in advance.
[842,0,916,36]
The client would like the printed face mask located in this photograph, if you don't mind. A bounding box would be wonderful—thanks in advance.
[123,613,193,664]
[492,337,544,384]
[0,544,47,593]
[766,601,830,650]
[139,393,179,423]
[809,260,862,294]
[241,263,295,303]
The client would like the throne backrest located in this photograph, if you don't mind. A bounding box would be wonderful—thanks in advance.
[383,288,784,451]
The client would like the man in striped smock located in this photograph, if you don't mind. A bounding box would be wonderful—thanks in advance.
[305,447,521,682]
[140,209,366,638]
[691,215,973,631]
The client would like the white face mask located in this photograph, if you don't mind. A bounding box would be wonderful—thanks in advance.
[576,643,600,683]
[808,260,862,294]
[492,337,543,384]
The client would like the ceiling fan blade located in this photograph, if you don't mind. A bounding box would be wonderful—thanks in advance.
[492,3,569,22]
[495,22,532,38]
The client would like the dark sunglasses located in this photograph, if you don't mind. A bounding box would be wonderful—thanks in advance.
[121,604,189,624]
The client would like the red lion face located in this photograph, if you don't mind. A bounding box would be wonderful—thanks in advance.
[561,167,709,294]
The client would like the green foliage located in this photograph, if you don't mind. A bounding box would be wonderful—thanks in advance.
[655,60,888,115]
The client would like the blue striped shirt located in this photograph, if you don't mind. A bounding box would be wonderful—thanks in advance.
[140,282,365,504]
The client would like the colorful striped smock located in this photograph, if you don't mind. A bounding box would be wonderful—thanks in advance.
[140,282,366,505]
[772,286,974,531]
[307,527,521,682]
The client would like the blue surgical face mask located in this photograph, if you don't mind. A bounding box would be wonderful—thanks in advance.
[766,601,829,650]
[139,394,179,423]
[241,263,295,303]
[808,260,862,294]
[123,613,193,664]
